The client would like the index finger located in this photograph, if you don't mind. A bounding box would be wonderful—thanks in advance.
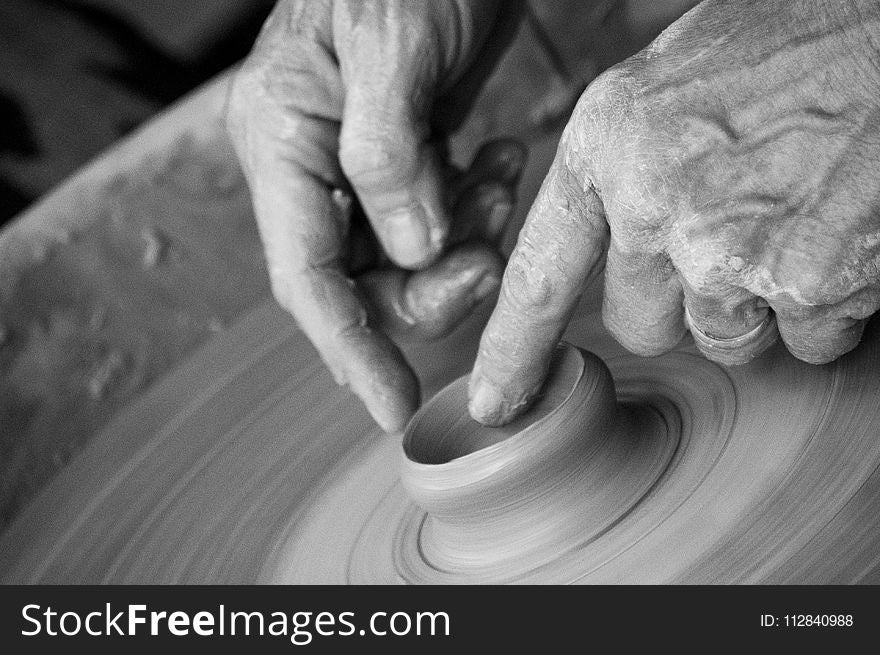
[250,152,420,433]
[468,144,609,426]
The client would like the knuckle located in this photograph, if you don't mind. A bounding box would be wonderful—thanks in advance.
[339,128,418,190]
[759,242,853,306]
[602,311,677,357]
[788,265,846,306]
[839,286,880,320]
[573,66,680,220]
[679,265,727,297]
[225,62,307,172]
[581,65,634,114]
[501,241,563,314]
[671,234,735,292]
[777,267,846,306]
[573,63,642,141]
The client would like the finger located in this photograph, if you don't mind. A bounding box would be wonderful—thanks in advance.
[459,139,527,189]
[449,182,514,246]
[358,242,504,341]
[602,244,685,356]
[348,144,523,275]
[448,139,526,245]
[771,288,880,364]
[251,157,419,433]
[336,11,451,271]
[682,283,778,365]
[468,149,609,426]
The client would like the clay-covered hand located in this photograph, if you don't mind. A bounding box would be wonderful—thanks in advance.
[470,0,880,425]
[227,0,524,432]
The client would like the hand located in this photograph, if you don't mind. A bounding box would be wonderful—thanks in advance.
[470,0,880,425]
[227,0,524,432]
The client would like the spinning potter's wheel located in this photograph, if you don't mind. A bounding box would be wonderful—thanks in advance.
[3,290,880,583]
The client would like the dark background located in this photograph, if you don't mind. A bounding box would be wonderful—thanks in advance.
[0,0,274,227]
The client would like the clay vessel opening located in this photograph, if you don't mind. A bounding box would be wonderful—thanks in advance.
[403,346,586,466]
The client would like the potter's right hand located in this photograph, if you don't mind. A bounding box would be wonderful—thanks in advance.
[227,0,523,433]
[470,0,880,426]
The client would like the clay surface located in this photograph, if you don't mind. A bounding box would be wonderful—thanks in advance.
[3,284,880,583]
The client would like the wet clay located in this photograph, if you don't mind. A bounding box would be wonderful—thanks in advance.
[399,345,680,580]
[4,288,880,583]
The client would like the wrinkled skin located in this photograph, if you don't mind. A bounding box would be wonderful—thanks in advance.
[227,0,527,432]
[230,0,880,434]
[470,0,880,425]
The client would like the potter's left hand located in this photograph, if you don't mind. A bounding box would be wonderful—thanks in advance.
[470,0,880,425]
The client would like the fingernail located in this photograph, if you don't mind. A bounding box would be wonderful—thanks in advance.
[362,389,415,434]
[372,407,408,434]
[494,143,527,182]
[468,377,506,426]
[471,273,500,302]
[501,153,525,179]
[486,200,513,240]
[385,206,435,268]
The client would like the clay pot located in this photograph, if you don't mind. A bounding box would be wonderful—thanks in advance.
[401,343,678,577]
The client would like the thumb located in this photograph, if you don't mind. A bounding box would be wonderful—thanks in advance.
[335,2,481,270]
[339,93,447,270]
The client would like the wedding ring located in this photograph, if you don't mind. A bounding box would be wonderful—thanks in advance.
[684,306,778,365]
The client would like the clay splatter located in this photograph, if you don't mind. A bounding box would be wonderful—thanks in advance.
[87,350,128,400]
[140,226,172,268]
